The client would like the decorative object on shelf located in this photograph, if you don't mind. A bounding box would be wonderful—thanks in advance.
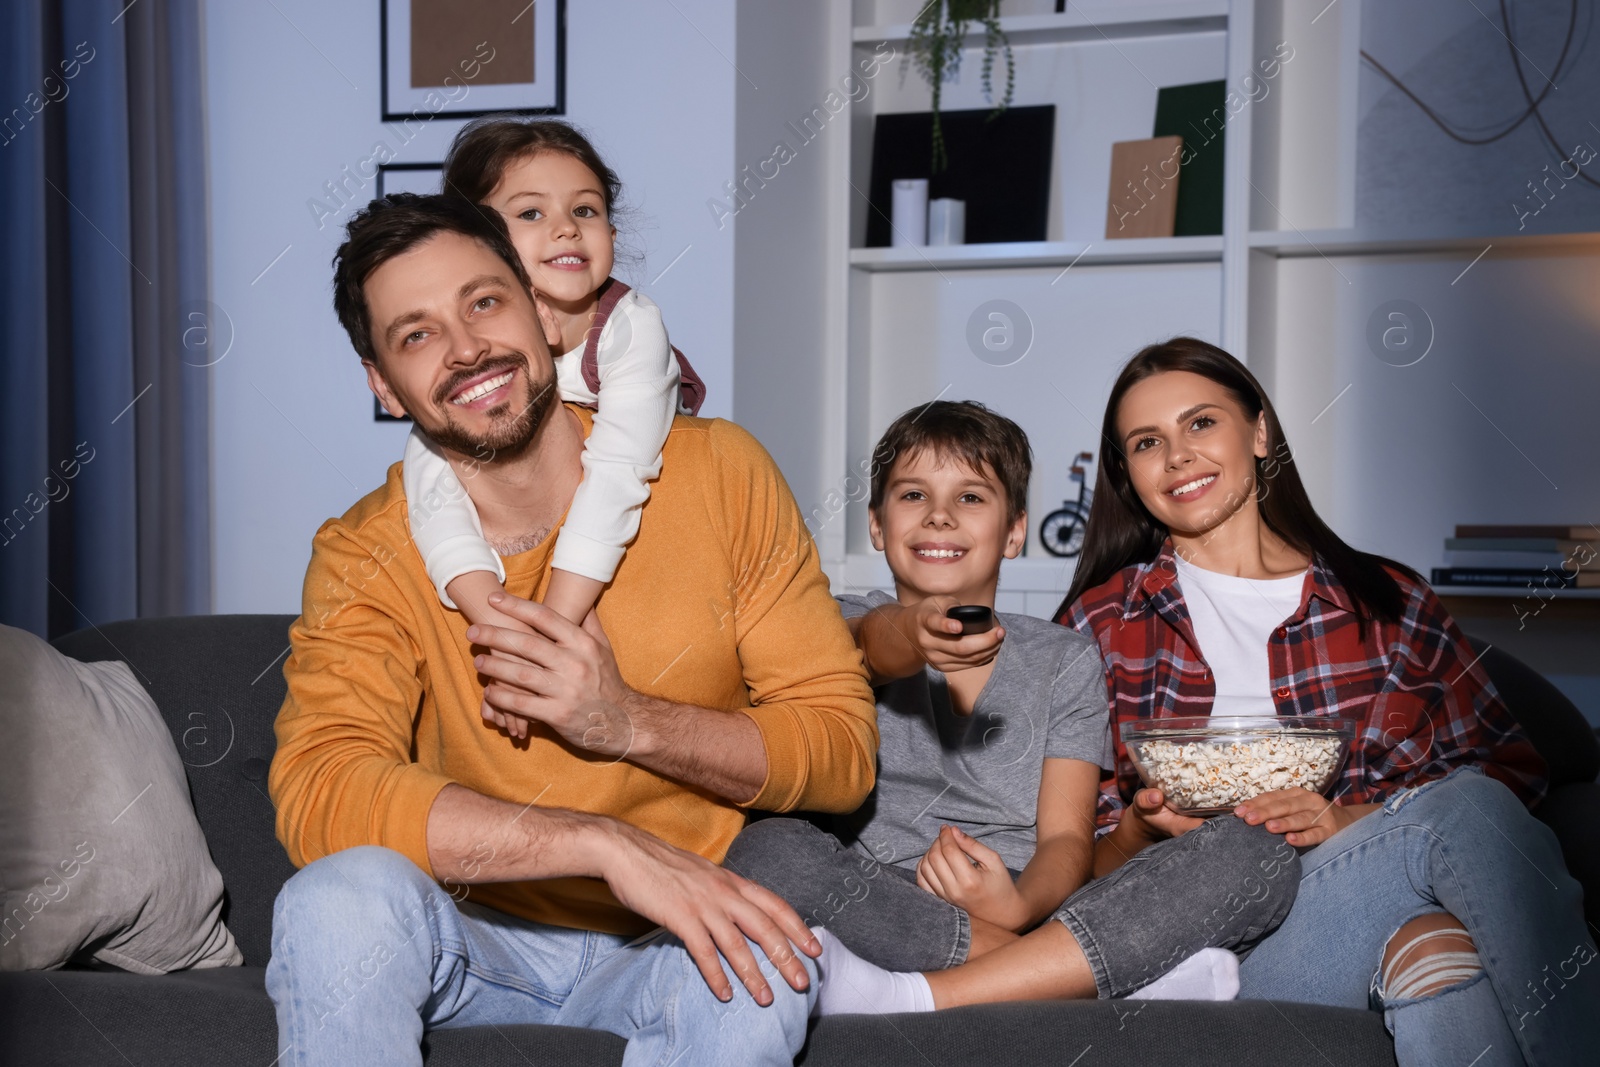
[1040,452,1094,558]
[1153,80,1226,236]
[867,105,1054,247]
[908,0,1015,172]
[1432,523,1599,589]
[928,198,967,245]
[891,179,930,246]
[1105,137,1183,239]
[381,0,565,120]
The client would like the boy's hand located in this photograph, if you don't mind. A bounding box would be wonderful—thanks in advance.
[915,826,1028,931]
[895,596,1006,675]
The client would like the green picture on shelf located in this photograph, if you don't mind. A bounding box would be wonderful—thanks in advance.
[1153,80,1226,237]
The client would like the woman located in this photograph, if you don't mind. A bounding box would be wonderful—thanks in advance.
[1055,336,1592,1066]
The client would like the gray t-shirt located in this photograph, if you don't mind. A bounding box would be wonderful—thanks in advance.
[835,590,1112,874]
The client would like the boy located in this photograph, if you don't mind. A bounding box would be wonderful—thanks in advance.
[727,400,1109,971]
[726,401,1299,1013]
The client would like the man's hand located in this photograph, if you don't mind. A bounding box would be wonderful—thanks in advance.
[915,826,1028,931]
[599,820,820,1005]
[1233,788,1374,847]
[468,592,645,755]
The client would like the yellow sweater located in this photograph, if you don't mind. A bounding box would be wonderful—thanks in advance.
[269,408,876,934]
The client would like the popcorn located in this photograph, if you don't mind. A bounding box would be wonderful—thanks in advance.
[1128,733,1345,813]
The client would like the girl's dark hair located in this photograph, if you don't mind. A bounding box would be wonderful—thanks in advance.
[442,116,622,220]
[1058,336,1417,629]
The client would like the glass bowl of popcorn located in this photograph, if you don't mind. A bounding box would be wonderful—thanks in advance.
[1120,717,1357,815]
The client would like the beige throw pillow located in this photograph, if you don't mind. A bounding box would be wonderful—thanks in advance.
[0,624,241,973]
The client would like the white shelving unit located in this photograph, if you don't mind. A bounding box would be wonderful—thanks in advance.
[817,0,1258,609]
[848,235,1224,271]
[851,2,1230,47]
[813,0,1600,616]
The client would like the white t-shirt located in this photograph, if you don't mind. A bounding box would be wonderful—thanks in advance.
[401,288,680,607]
[1173,554,1308,717]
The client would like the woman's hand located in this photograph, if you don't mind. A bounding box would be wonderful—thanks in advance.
[1095,788,1205,877]
[915,826,1029,931]
[1234,788,1375,847]
[1122,787,1206,841]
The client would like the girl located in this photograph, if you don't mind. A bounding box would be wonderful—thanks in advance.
[1054,337,1591,1066]
[402,119,705,737]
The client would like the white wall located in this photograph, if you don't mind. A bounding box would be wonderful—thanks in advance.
[205,0,737,613]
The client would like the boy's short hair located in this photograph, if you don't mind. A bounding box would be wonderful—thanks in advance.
[331,193,531,364]
[869,400,1032,523]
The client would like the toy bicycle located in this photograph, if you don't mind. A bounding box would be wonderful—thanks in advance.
[1039,452,1094,558]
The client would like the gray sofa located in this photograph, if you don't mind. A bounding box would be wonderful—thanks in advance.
[3,614,1596,1066]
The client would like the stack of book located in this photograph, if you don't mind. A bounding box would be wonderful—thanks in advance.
[1431,525,1600,589]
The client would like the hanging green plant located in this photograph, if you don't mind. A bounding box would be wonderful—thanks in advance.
[908,0,1015,173]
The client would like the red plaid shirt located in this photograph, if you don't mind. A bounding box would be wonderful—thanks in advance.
[1058,541,1547,832]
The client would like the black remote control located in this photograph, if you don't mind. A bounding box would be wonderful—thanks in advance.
[946,604,995,635]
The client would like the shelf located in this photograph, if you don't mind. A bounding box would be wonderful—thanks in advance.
[849,235,1224,272]
[1433,585,1600,600]
[1248,229,1600,259]
[852,2,1229,48]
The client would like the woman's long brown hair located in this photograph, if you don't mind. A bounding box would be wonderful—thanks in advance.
[1057,336,1417,630]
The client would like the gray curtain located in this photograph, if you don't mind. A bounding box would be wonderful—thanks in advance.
[1,0,211,638]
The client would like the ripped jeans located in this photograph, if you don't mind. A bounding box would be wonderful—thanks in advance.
[1237,767,1598,1067]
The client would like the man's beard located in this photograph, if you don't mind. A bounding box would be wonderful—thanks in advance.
[414,352,559,461]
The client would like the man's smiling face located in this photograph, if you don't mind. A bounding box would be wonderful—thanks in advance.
[362,229,563,460]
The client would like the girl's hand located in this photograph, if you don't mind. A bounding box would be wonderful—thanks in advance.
[915,826,1028,931]
[1234,788,1369,847]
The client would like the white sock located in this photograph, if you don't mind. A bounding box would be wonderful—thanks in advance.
[809,927,935,1017]
[1126,948,1240,1001]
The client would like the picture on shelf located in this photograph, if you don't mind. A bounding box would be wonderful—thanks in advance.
[1153,80,1226,237]
[381,0,564,120]
[865,105,1054,247]
[1105,136,1183,239]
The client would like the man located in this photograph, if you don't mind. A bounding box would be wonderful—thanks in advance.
[265,193,878,1066]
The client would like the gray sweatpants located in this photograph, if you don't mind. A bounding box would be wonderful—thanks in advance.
[723,815,1299,997]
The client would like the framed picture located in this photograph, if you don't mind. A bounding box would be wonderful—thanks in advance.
[381,0,565,121]
[376,161,443,197]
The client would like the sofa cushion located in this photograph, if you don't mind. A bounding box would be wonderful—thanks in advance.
[51,615,300,967]
[1,625,240,974]
[1468,638,1600,787]
[0,967,1397,1067]
[797,999,1399,1066]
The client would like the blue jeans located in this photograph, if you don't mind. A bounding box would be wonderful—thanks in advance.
[1238,768,1598,1067]
[264,846,816,1067]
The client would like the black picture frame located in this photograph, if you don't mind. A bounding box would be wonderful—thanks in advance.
[380,0,566,122]
[375,161,444,197]
[865,106,1056,247]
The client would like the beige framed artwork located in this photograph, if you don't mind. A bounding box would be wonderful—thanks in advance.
[381,0,564,120]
